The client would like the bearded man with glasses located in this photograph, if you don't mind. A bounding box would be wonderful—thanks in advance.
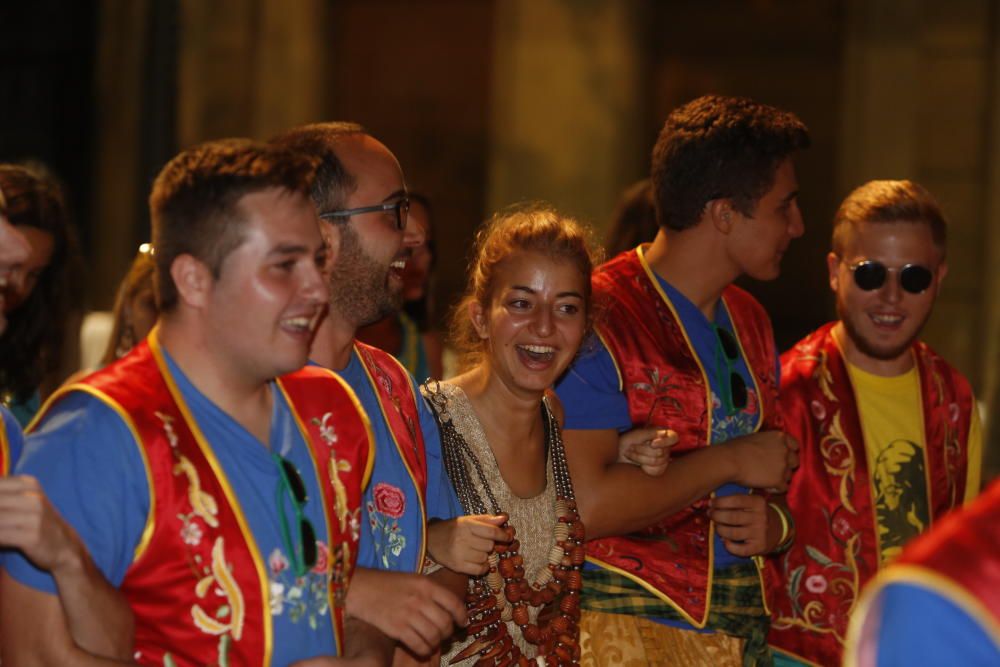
[766,179,982,667]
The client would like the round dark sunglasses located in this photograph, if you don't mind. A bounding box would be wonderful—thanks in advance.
[847,260,933,294]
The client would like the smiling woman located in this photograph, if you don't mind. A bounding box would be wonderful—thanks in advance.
[421,204,602,665]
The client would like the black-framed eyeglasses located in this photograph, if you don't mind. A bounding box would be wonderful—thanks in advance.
[846,259,933,294]
[713,324,748,416]
[319,197,410,231]
[273,453,318,577]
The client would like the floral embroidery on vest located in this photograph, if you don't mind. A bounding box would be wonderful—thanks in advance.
[366,482,408,569]
[311,410,358,608]
[153,411,246,662]
[267,543,332,628]
[772,350,862,643]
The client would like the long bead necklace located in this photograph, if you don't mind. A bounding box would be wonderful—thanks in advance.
[428,382,585,667]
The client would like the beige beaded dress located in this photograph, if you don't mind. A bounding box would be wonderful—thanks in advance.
[421,381,566,665]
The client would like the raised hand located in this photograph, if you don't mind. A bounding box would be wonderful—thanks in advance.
[617,427,677,477]
[426,514,510,576]
[709,493,773,556]
[725,430,799,491]
[344,568,467,658]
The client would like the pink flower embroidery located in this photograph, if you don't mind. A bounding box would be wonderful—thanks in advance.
[805,574,828,594]
[810,400,826,421]
[373,482,406,519]
[312,541,330,574]
[269,548,289,574]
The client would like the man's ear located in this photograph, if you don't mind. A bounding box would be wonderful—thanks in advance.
[469,301,489,340]
[934,259,948,290]
[170,254,214,309]
[707,199,735,234]
[826,251,841,293]
[320,220,341,273]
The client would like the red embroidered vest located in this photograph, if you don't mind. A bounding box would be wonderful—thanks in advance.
[587,247,780,626]
[766,323,974,666]
[354,341,429,568]
[36,337,373,666]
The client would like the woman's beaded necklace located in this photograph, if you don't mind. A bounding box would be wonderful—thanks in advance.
[428,382,585,667]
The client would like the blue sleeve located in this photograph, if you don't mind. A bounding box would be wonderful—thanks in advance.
[2,393,150,593]
[2,406,24,468]
[418,383,461,521]
[555,335,632,432]
[874,582,1000,666]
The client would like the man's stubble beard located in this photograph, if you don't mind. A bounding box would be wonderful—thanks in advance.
[836,295,930,362]
[327,223,401,328]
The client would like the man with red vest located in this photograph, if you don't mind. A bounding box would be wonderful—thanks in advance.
[556,94,805,665]
[843,477,1000,666]
[0,139,391,665]
[766,180,982,667]
[271,123,491,659]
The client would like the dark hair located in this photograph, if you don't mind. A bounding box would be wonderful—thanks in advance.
[269,122,368,211]
[604,178,658,257]
[150,138,318,311]
[450,203,602,371]
[832,180,947,257]
[650,95,810,231]
[0,163,83,402]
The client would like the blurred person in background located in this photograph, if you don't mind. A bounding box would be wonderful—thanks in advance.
[603,178,658,259]
[0,163,83,426]
[0,181,31,468]
[357,191,444,380]
[99,243,157,366]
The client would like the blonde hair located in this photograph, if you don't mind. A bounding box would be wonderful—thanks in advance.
[449,204,602,371]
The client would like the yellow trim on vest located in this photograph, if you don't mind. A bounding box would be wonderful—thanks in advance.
[632,246,719,627]
[584,555,708,628]
[0,412,9,476]
[721,300,771,613]
[30,382,157,563]
[148,332,274,665]
[314,365,377,492]
[353,345,428,572]
[844,564,1000,667]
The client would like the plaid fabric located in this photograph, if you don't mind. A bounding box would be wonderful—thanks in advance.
[582,562,773,667]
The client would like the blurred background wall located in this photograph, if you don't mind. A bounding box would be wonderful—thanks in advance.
[1,0,997,477]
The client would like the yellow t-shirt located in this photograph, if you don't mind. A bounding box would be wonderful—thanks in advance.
[848,361,983,564]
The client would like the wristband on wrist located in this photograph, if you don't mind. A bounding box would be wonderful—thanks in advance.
[767,501,795,553]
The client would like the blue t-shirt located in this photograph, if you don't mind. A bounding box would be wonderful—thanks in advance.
[335,350,459,573]
[1,405,25,469]
[868,581,1000,665]
[4,351,342,663]
[556,274,774,628]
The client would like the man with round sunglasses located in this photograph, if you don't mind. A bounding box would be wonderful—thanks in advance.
[1,140,387,665]
[556,95,805,665]
[766,180,982,667]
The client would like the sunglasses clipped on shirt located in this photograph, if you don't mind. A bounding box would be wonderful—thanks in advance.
[273,453,318,578]
[713,324,748,416]
[319,197,410,231]
[845,259,934,294]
